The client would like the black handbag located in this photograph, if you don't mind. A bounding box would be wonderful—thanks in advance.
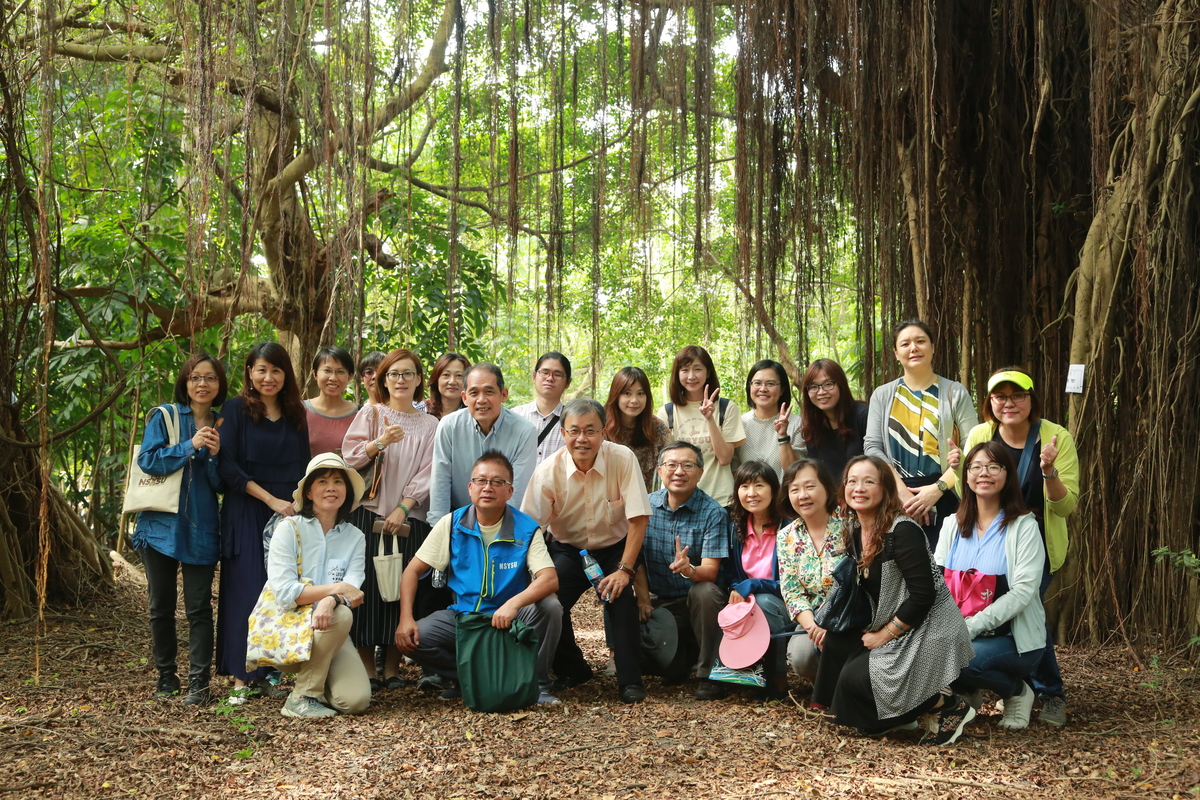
[812,553,874,632]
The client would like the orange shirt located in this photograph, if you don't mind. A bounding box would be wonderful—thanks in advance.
[520,440,652,550]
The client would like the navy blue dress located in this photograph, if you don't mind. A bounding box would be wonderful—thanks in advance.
[215,397,310,682]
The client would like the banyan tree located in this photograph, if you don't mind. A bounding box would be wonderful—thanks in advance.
[1,0,1197,650]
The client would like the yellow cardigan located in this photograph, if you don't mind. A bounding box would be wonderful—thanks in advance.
[963,419,1079,573]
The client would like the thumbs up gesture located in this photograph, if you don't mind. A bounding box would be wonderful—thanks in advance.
[946,437,962,470]
[1040,434,1060,474]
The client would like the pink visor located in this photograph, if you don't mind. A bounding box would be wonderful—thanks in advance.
[717,594,771,669]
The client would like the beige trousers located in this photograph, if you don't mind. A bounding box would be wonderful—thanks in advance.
[285,605,370,714]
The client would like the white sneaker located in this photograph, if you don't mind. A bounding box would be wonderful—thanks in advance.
[226,687,253,706]
[998,682,1035,730]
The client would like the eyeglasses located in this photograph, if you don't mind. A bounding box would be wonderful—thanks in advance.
[807,381,837,394]
[385,371,418,382]
[750,380,780,390]
[659,461,699,473]
[536,368,567,381]
[564,428,602,438]
[967,463,1007,476]
[844,478,879,489]
[990,392,1030,405]
[318,367,350,378]
[188,375,220,384]
[470,477,512,488]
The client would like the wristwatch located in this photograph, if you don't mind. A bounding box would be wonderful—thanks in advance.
[935,479,949,492]
[374,438,388,451]
[1042,467,1059,480]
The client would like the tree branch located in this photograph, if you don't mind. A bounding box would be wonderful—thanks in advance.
[268,0,457,196]
[53,43,175,62]
[62,19,157,37]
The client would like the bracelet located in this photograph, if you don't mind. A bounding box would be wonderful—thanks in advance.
[337,594,348,607]
[888,620,907,637]
[777,436,791,444]
[685,564,696,579]
[329,594,342,606]
[618,562,637,578]
[396,502,409,516]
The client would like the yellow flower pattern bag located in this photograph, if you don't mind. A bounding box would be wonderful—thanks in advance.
[245,518,315,670]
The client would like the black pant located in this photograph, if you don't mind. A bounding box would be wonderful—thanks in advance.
[140,546,216,683]
[549,538,642,687]
[813,629,940,732]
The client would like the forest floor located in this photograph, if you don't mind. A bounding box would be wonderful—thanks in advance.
[1,567,1197,800]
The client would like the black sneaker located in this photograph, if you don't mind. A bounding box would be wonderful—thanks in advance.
[153,674,180,699]
[439,681,462,701]
[619,683,646,703]
[182,679,211,706]
[925,694,976,745]
[551,669,595,693]
[694,680,728,701]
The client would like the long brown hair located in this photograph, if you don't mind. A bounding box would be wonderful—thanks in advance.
[667,345,719,406]
[241,342,306,429]
[425,352,470,418]
[377,349,426,404]
[799,358,858,447]
[955,441,1031,537]
[839,455,905,568]
[604,367,659,447]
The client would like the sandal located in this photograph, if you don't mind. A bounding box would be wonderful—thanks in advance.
[384,676,408,690]
[369,677,385,692]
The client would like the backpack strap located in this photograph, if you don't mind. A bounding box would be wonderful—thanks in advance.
[664,403,674,430]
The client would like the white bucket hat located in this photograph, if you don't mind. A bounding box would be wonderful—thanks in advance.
[292,453,366,513]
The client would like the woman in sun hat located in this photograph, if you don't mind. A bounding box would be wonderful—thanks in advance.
[962,367,1078,726]
[265,453,371,719]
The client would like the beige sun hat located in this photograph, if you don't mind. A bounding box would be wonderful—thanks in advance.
[292,453,366,513]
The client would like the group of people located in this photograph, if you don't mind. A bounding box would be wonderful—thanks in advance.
[132,319,1078,744]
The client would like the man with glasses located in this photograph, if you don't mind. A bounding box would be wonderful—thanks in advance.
[396,451,563,705]
[512,351,573,465]
[633,441,731,699]
[428,363,537,523]
[521,398,652,703]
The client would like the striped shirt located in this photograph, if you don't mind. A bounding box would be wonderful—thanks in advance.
[887,382,942,478]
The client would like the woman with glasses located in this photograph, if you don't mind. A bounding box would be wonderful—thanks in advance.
[357,351,386,406]
[416,352,470,419]
[217,342,311,703]
[736,360,804,480]
[812,456,975,745]
[935,441,1045,730]
[865,320,978,550]
[798,359,870,482]
[962,367,1078,726]
[513,351,573,465]
[133,353,227,705]
[304,346,360,456]
[342,348,438,692]
[657,345,746,506]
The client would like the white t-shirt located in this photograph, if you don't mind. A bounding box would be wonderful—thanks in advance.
[656,400,746,506]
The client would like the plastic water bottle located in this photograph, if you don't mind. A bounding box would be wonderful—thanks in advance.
[580,549,608,602]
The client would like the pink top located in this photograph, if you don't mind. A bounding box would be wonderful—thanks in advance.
[304,400,358,456]
[741,522,778,580]
[342,403,438,521]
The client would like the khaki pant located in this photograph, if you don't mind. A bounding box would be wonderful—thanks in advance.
[284,605,370,714]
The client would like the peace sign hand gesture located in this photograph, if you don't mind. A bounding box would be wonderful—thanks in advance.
[669,535,692,575]
[774,402,792,438]
[698,385,720,421]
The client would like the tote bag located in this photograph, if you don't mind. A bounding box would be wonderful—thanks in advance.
[373,523,409,602]
[455,612,539,712]
[246,519,316,670]
[122,405,183,514]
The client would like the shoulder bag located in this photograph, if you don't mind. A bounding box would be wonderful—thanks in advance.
[245,518,316,670]
[357,404,385,502]
[122,405,183,514]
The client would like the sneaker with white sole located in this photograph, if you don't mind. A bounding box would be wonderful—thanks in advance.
[925,694,976,745]
[1039,695,1068,726]
[538,692,561,705]
[998,682,1035,730]
[226,687,254,706]
[281,693,337,719]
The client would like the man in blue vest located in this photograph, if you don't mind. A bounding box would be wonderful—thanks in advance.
[396,450,563,704]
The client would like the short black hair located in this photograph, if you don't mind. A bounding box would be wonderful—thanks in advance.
[465,362,505,390]
[473,450,515,482]
[312,346,354,375]
[658,440,704,470]
[535,351,573,383]
[173,352,228,406]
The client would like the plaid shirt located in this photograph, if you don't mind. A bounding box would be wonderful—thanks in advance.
[642,488,730,599]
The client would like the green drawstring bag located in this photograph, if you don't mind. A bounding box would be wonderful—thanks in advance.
[455,612,540,712]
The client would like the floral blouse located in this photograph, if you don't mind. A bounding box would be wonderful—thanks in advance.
[777,514,844,621]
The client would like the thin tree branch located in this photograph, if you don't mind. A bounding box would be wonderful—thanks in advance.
[53,43,175,62]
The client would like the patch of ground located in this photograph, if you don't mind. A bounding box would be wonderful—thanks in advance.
[1,572,1197,799]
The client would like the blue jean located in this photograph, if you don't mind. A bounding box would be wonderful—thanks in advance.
[1031,556,1066,699]
[955,634,1044,699]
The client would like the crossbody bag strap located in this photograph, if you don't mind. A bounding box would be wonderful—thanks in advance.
[1016,420,1042,486]
[537,413,561,446]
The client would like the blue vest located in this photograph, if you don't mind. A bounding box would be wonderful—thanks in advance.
[447,504,542,614]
